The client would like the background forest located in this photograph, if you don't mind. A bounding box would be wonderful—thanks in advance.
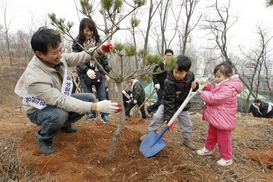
[1,0,273,111]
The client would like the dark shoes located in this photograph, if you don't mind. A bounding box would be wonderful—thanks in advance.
[37,139,56,155]
[60,125,78,133]
[101,115,110,124]
[86,113,96,120]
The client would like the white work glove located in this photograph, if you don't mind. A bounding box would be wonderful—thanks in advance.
[105,75,110,81]
[87,69,96,79]
[133,100,137,104]
[97,100,122,114]
[155,84,160,90]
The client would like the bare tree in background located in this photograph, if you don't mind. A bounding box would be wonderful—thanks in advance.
[0,25,7,63]
[177,0,201,56]
[202,0,237,66]
[143,0,161,52]
[1,0,15,66]
[203,0,273,111]
[239,25,273,106]
[150,0,171,55]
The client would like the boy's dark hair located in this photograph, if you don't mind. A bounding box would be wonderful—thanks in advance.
[176,55,191,71]
[214,62,233,77]
[31,27,61,55]
[165,49,173,55]
[79,18,100,43]
[254,99,262,103]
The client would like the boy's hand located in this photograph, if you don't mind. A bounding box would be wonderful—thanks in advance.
[164,120,175,131]
[191,82,197,89]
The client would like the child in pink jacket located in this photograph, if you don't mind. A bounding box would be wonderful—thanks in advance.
[196,62,243,167]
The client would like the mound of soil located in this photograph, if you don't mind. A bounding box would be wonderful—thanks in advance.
[0,108,272,181]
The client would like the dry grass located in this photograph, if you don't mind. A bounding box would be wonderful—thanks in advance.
[0,137,51,182]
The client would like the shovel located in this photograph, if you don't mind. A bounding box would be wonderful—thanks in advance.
[140,85,204,157]
[131,88,157,118]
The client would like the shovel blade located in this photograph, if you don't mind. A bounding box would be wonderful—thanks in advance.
[140,131,167,157]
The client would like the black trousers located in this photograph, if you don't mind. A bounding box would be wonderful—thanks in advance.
[147,89,164,113]
[125,99,147,119]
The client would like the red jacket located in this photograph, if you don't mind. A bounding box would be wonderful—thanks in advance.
[200,75,243,131]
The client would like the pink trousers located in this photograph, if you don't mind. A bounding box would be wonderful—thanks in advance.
[205,124,232,160]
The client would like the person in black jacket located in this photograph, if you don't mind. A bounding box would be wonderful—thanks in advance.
[72,18,111,123]
[125,75,147,119]
[122,85,132,108]
[140,55,199,151]
[71,71,82,93]
[248,99,273,118]
[146,49,173,115]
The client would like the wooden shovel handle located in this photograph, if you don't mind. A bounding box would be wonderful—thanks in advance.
[136,88,157,112]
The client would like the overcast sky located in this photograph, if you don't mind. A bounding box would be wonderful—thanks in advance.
[1,0,273,52]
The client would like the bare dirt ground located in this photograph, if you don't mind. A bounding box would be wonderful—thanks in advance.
[0,106,273,182]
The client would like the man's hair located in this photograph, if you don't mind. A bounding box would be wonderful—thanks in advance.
[165,49,173,55]
[176,55,191,71]
[30,27,61,55]
[78,18,100,43]
[213,62,233,77]
[254,99,262,103]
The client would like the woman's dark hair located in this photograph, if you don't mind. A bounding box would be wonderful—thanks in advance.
[176,55,191,71]
[78,18,100,43]
[214,62,233,77]
[31,27,61,55]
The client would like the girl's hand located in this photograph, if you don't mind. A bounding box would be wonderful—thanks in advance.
[199,80,207,85]
[197,90,203,95]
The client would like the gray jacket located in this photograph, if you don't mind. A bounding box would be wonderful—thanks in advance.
[21,48,100,115]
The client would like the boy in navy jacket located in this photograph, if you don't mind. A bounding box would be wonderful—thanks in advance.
[140,55,198,150]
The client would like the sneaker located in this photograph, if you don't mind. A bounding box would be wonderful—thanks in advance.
[196,147,214,156]
[217,158,233,166]
[86,113,96,120]
[37,139,56,155]
[101,115,110,124]
[183,140,196,150]
[60,125,77,133]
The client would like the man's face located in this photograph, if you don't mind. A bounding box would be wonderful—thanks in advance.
[36,44,63,67]
[72,72,78,78]
[164,52,173,61]
[129,78,134,84]
[254,102,261,107]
